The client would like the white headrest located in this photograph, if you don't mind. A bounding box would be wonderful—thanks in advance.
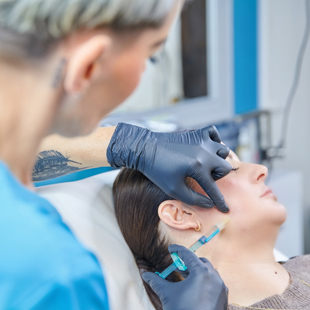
[36,170,154,310]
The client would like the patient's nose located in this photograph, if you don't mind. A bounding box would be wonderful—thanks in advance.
[255,164,268,182]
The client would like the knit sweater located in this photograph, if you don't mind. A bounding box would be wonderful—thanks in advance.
[228,255,310,310]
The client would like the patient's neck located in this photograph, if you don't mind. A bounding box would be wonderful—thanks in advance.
[197,232,290,306]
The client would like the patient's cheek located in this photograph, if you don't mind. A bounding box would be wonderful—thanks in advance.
[216,178,250,212]
[217,177,240,196]
[190,176,244,203]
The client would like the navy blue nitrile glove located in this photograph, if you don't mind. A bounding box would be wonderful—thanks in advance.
[142,245,228,310]
[107,123,231,211]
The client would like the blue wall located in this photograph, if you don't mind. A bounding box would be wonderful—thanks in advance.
[234,0,258,115]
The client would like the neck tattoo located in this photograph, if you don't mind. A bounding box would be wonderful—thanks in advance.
[52,58,67,89]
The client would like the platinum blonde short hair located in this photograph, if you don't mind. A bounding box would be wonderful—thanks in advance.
[0,0,177,58]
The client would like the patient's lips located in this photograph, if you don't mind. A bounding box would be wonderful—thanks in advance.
[261,187,277,200]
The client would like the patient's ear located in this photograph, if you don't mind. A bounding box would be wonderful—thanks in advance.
[158,200,199,231]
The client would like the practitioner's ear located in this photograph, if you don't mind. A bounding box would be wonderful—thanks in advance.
[64,34,112,94]
[158,200,199,231]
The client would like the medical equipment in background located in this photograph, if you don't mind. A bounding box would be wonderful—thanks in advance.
[262,0,310,171]
[156,218,230,279]
[233,0,310,173]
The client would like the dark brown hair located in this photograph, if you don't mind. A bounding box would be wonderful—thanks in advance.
[113,168,182,310]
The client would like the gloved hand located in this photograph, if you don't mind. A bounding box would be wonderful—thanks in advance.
[107,123,231,211]
[142,244,228,310]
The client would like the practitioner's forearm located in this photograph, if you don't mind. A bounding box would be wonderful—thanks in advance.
[32,127,116,182]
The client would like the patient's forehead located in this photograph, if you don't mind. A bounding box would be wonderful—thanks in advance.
[227,151,240,162]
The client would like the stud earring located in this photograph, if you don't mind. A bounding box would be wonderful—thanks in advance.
[195,223,201,232]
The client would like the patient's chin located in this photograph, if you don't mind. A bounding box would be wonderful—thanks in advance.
[259,199,287,226]
[272,204,287,226]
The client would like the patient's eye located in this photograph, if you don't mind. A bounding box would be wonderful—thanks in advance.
[231,167,240,172]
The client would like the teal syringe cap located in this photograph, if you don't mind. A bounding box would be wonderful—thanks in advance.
[155,252,188,279]
[171,252,187,271]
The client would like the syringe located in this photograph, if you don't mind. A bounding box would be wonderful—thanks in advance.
[155,218,230,279]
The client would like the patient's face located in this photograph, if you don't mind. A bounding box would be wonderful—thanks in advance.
[193,151,287,239]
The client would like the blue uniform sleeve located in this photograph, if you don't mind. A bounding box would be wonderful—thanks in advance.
[15,271,109,310]
[0,162,110,310]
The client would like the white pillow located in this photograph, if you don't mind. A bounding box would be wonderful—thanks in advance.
[36,170,154,310]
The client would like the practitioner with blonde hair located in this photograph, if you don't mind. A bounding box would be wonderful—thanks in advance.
[0,0,231,309]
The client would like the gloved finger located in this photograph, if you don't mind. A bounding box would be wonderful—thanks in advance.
[178,257,209,278]
[198,258,223,280]
[194,256,217,271]
[168,181,214,208]
[211,160,232,181]
[201,125,222,143]
[169,245,221,280]
[178,269,189,278]
[168,245,204,273]
[195,176,229,213]
[173,129,196,133]
[217,145,230,159]
[199,257,209,264]
[198,257,222,277]
[142,272,168,296]
[200,137,231,165]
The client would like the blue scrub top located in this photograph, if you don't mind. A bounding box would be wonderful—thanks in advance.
[0,161,109,310]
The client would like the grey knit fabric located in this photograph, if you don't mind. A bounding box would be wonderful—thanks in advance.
[228,255,310,310]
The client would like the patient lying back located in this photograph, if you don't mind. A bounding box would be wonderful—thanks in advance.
[113,152,310,309]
